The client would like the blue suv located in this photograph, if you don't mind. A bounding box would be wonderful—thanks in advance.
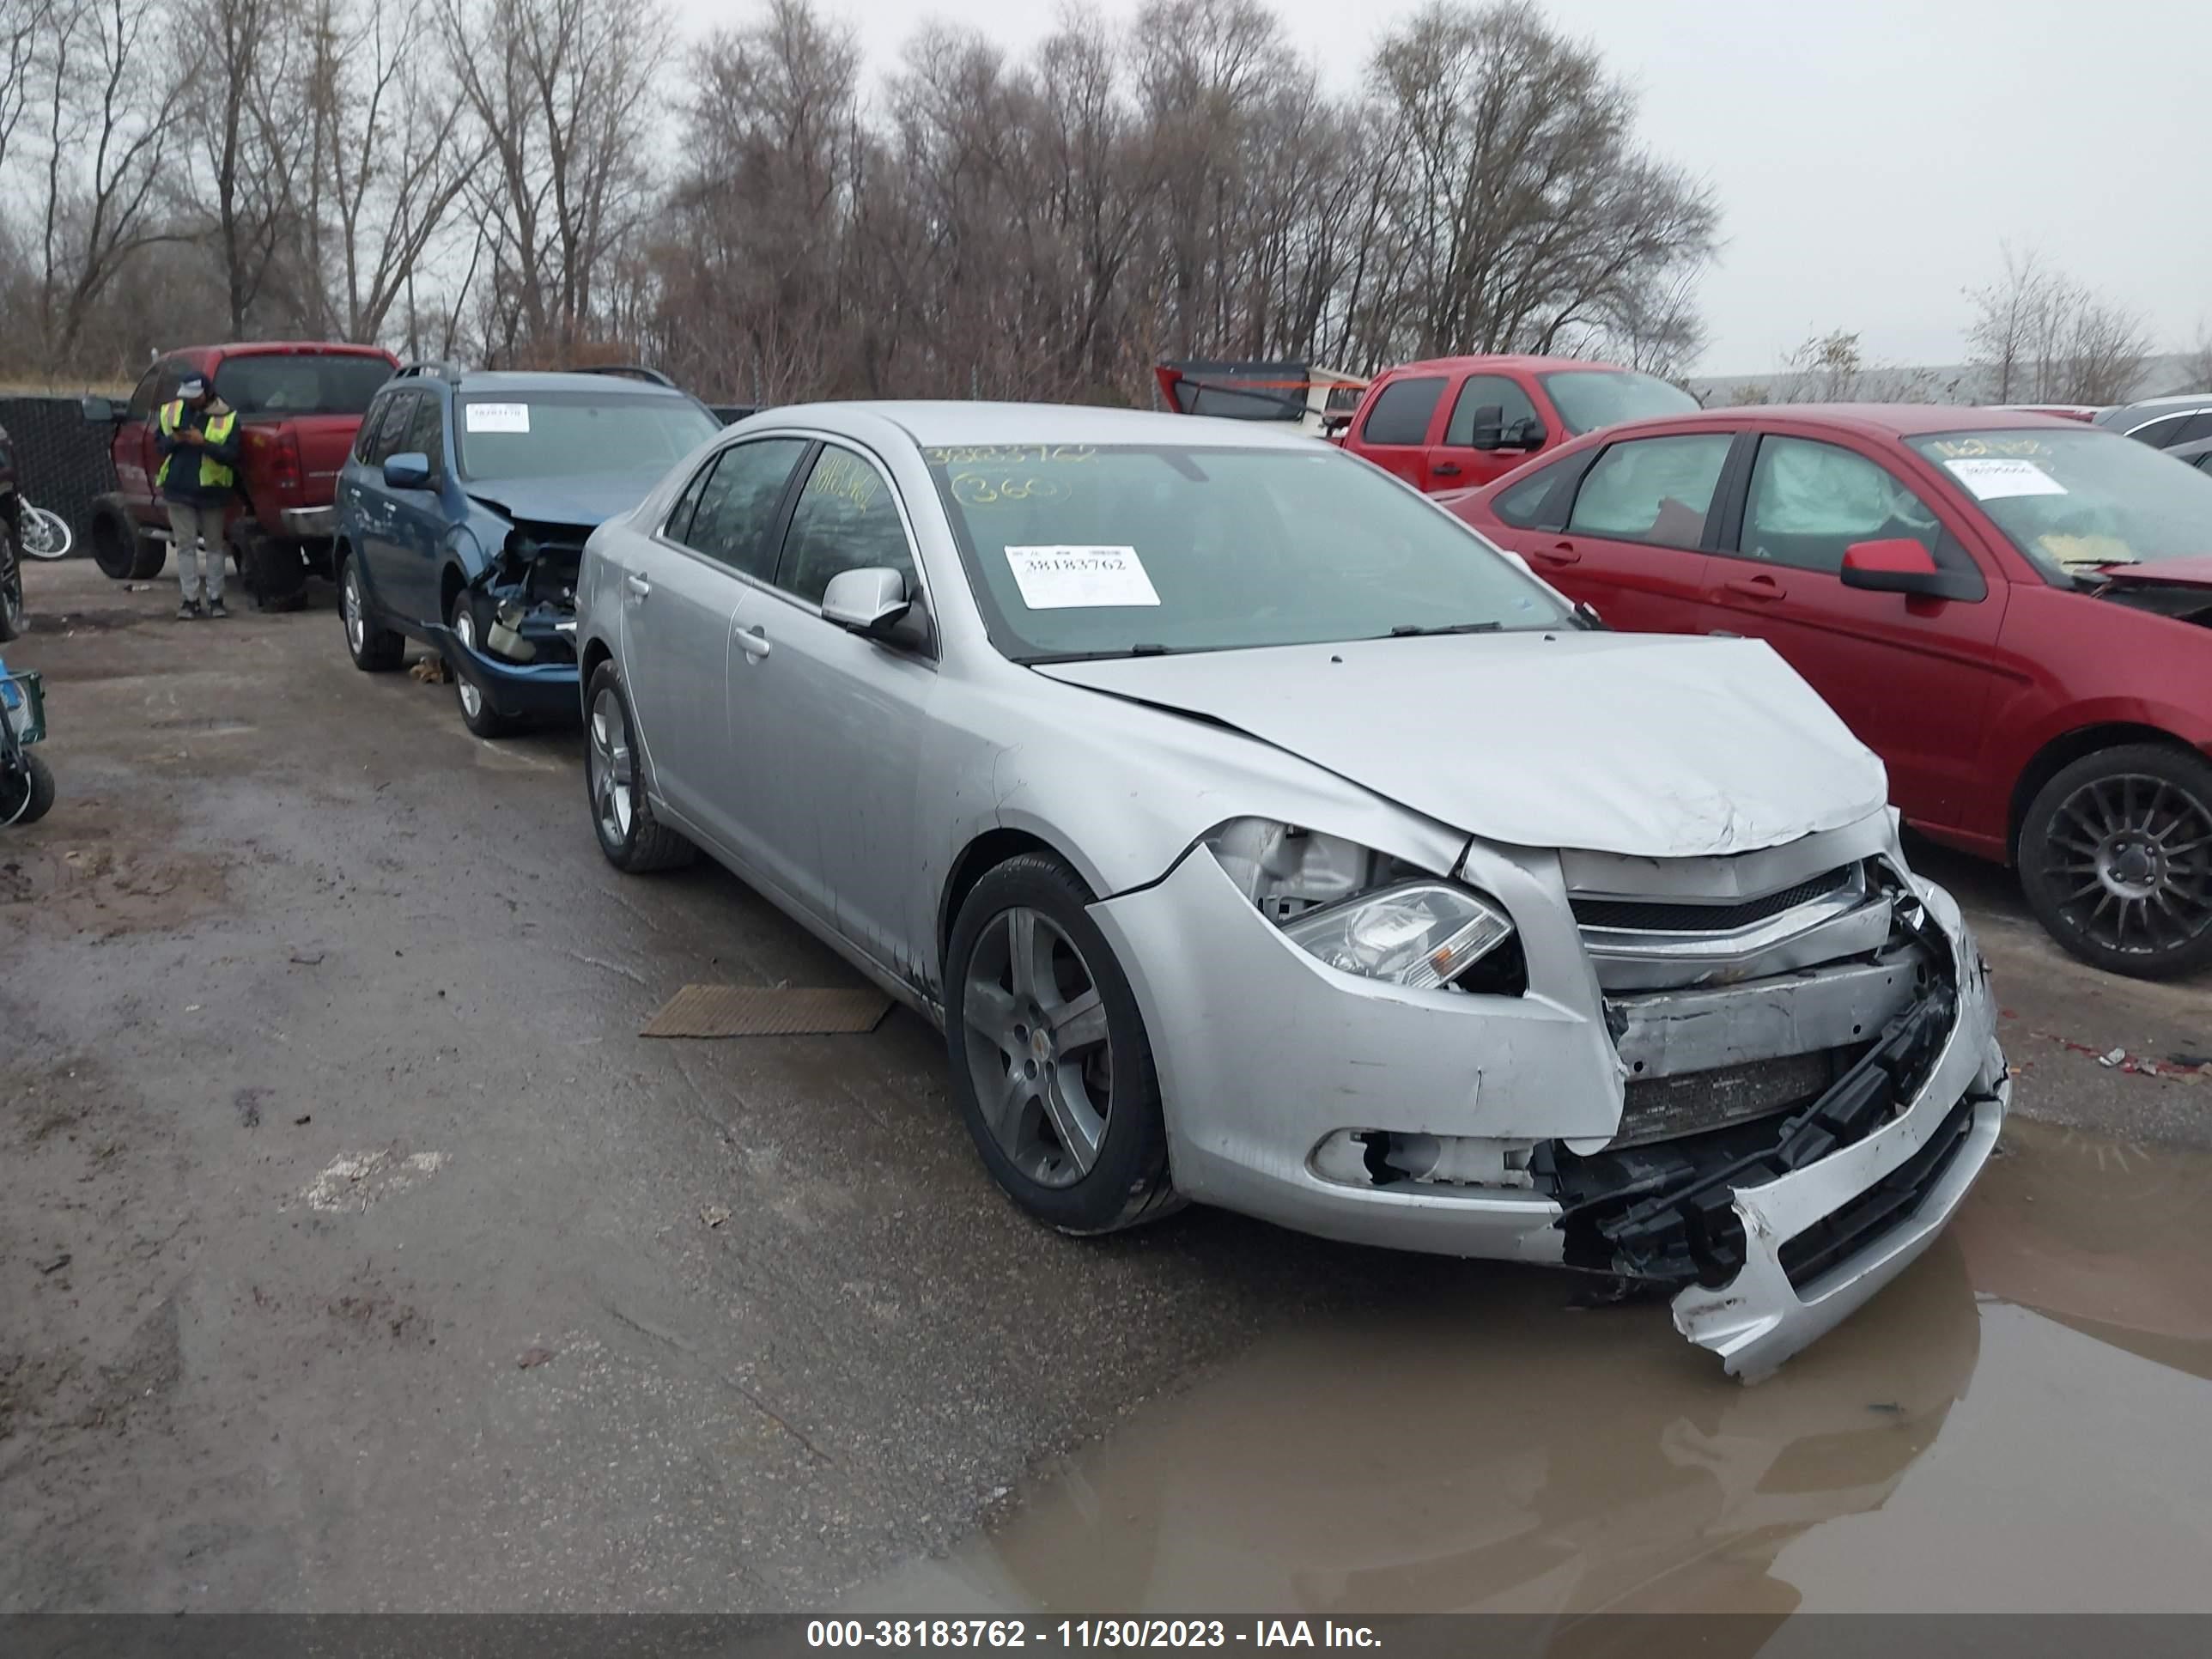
[334,365,720,736]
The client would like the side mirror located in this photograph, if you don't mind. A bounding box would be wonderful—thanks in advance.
[1841,538,1952,596]
[1465,404,1504,451]
[81,395,120,425]
[383,452,434,489]
[1573,600,1607,630]
[1505,416,1547,449]
[822,566,910,636]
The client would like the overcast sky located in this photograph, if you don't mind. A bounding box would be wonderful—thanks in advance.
[671,0,2208,375]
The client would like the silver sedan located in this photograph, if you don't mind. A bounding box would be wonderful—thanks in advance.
[576,403,2008,1377]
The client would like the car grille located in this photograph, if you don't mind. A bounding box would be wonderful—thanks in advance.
[1613,1048,1843,1149]
[1571,867,1856,933]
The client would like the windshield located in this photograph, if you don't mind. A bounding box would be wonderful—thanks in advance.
[214,353,394,416]
[925,443,1572,662]
[1539,369,1701,434]
[1905,428,2212,577]
[457,393,719,482]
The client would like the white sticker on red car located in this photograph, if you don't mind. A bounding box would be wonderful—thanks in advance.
[1944,457,2066,499]
[465,402,530,434]
[1003,545,1162,609]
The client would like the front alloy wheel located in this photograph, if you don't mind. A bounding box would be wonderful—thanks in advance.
[2021,744,2212,980]
[447,595,514,738]
[581,661,693,872]
[945,852,1178,1234]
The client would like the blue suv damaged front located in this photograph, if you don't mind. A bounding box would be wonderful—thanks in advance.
[425,495,590,721]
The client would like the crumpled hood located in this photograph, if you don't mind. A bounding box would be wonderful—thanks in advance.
[465,470,659,531]
[1034,631,1887,858]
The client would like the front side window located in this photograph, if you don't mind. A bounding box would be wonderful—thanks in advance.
[1360,377,1447,447]
[1565,434,1733,549]
[1907,426,2212,579]
[1739,437,1943,575]
[126,363,168,422]
[1538,369,1701,435]
[1444,374,1542,447]
[924,442,1571,663]
[777,444,915,605]
[357,392,417,467]
[455,392,719,482]
[683,438,809,580]
[402,394,446,472]
[2127,414,2195,450]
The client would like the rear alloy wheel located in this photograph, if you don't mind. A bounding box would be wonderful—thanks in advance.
[339,556,404,672]
[448,594,517,738]
[583,661,693,872]
[2020,744,2212,980]
[945,853,1178,1234]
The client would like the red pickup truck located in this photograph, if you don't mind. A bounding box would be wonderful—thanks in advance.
[82,342,398,607]
[1340,354,1702,492]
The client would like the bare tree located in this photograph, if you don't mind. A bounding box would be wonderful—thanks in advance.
[185,0,317,335]
[304,0,479,344]
[0,0,55,180]
[29,0,191,368]
[439,0,676,361]
[2183,325,2212,395]
[1967,245,2153,405]
[1770,329,1868,403]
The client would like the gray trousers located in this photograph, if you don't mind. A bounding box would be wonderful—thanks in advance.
[167,501,225,604]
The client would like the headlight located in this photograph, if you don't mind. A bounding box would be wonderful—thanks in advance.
[1204,818,1516,990]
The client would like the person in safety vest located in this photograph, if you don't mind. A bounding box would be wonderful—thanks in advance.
[157,376,241,618]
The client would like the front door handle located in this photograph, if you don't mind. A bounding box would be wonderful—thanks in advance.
[1534,539,1580,568]
[1432,461,1464,478]
[623,573,651,599]
[1723,575,1786,602]
[734,624,771,661]
[1707,629,1743,639]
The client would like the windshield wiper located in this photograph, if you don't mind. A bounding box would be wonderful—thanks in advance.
[1384,621,1504,638]
[1022,642,1179,665]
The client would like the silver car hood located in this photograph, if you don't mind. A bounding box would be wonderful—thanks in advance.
[1032,631,1887,859]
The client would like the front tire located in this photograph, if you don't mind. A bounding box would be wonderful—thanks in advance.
[0,529,22,642]
[2,752,54,825]
[945,853,1178,1235]
[584,661,694,872]
[448,592,517,738]
[2019,743,2212,980]
[338,554,404,671]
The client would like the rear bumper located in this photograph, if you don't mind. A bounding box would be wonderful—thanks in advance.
[424,622,580,720]
[279,505,336,538]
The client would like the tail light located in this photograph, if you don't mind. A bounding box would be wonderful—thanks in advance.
[266,428,305,501]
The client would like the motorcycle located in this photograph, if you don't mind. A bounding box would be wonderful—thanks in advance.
[0,657,53,827]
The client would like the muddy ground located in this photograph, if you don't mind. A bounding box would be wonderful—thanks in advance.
[3,559,2209,1613]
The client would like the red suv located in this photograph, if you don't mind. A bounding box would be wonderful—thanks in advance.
[1448,405,2212,979]
[1342,354,1700,493]
[83,341,398,606]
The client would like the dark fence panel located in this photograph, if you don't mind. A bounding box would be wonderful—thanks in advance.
[1,396,121,551]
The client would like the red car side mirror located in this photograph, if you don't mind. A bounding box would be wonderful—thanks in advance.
[1840,538,1948,597]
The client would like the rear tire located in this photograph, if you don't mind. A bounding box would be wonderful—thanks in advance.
[945,853,1179,1235]
[88,502,163,580]
[338,553,404,672]
[2019,743,2212,981]
[584,661,694,872]
[2,752,54,826]
[0,529,22,642]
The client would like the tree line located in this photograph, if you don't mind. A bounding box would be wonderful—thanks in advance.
[0,0,1720,400]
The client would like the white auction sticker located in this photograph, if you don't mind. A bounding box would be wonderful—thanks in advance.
[1003,544,1161,609]
[465,402,530,434]
[1945,457,2066,500]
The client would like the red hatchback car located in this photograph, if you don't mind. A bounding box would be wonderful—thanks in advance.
[1448,405,2212,979]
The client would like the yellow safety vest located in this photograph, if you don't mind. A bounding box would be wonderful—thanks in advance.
[155,402,238,492]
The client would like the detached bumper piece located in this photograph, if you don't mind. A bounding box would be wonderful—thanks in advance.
[425,617,579,720]
[1549,990,1955,1286]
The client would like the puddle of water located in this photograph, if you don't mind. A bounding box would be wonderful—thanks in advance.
[855,1119,2212,1615]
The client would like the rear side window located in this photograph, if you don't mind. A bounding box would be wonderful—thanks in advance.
[1566,434,1733,549]
[1360,377,1446,447]
[776,444,915,605]
[1445,375,1541,447]
[216,354,393,416]
[1491,462,1572,531]
[1738,436,1948,576]
[2176,412,2212,446]
[683,438,809,579]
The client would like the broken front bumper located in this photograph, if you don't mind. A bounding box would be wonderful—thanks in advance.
[1088,843,2004,1376]
[424,619,580,721]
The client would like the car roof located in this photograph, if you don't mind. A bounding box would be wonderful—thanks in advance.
[753,400,1327,451]
[2106,392,2212,416]
[1559,403,2087,441]
[201,341,398,359]
[445,369,697,398]
[1377,354,1629,377]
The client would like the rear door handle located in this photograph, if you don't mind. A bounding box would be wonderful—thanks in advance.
[734,624,771,661]
[1723,576,1785,601]
[623,573,651,599]
[1706,629,1743,638]
[1534,539,1580,568]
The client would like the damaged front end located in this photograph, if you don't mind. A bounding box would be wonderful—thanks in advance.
[1544,851,2006,1378]
[429,519,586,720]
